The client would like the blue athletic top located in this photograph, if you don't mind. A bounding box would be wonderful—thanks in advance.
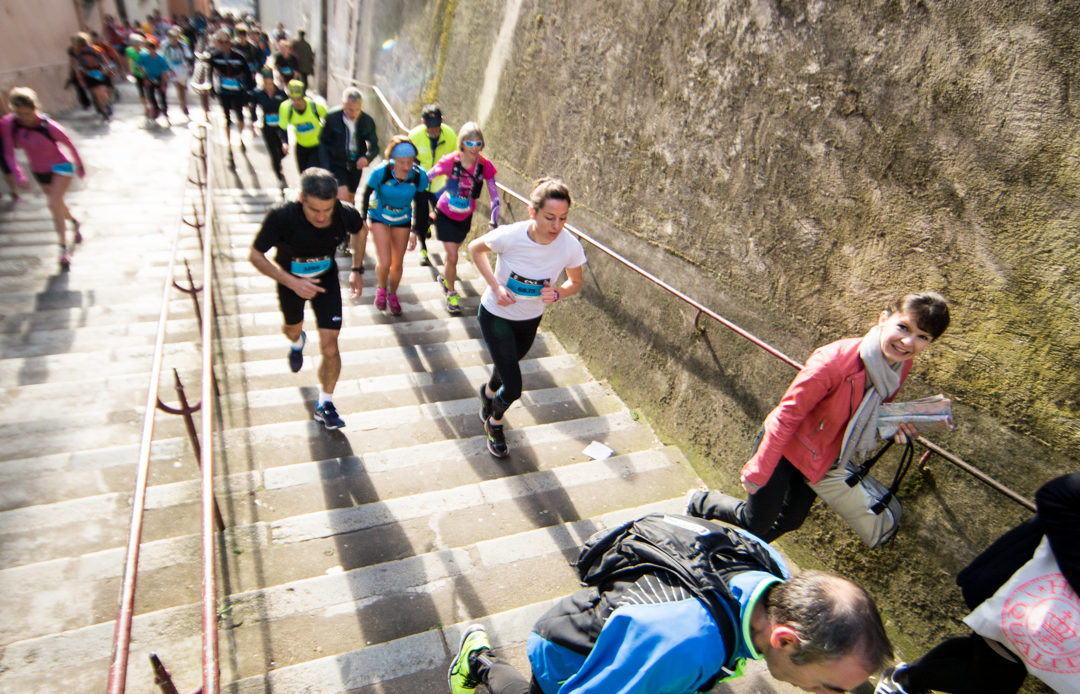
[526,569,784,694]
[360,161,429,226]
[137,51,171,82]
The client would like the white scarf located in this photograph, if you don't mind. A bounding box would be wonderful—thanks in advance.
[835,325,903,468]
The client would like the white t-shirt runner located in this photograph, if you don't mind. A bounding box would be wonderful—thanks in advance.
[478,220,587,322]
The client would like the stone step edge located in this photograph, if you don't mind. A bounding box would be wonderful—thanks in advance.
[0,410,650,568]
[0,497,688,678]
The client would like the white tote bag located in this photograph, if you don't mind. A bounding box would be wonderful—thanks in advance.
[963,536,1080,693]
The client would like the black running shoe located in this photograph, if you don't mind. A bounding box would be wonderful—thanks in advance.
[288,331,306,372]
[484,419,508,458]
[478,384,493,424]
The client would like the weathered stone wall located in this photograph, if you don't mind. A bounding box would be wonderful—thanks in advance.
[349,0,1079,674]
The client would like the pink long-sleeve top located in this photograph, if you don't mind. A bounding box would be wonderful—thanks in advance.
[426,151,500,225]
[1,113,83,186]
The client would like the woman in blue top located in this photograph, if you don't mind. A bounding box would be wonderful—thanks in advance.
[359,136,429,315]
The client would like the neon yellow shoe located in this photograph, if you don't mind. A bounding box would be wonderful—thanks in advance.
[447,624,491,693]
[447,291,462,315]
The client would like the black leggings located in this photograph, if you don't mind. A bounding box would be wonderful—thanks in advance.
[691,456,817,542]
[262,126,285,178]
[901,634,1028,694]
[476,652,544,694]
[146,81,167,115]
[478,305,542,420]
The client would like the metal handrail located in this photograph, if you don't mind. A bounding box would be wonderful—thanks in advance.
[350,82,1036,508]
[106,126,210,694]
[197,121,221,694]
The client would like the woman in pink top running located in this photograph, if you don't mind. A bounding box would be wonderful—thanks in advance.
[2,87,86,270]
[426,121,500,314]
[0,93,18,203]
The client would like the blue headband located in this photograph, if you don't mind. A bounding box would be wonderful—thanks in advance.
[390,141,419,159]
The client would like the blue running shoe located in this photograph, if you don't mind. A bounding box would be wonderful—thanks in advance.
[314,401,345,430]
[288,331,306,373]
[448,624,491,694]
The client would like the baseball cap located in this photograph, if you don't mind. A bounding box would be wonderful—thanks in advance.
[288,80,305,98]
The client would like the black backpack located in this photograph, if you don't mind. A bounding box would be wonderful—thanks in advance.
[573,513,787,676]
[12,117,57,145]
[450,157,485,199]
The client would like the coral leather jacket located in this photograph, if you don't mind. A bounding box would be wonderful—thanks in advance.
[742,336,912,486]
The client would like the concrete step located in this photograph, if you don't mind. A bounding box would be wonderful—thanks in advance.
[0,497,695,694]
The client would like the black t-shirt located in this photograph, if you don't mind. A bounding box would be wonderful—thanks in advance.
[253,199,362,277]
[274,52,300,79]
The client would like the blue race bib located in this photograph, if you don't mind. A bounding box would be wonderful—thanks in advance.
[220,77,240,91]
[290,256,333,277]
[51,162,75,176]
[379,205,409,225]
[296,122,315,133]
[447,194,472,215]
[88,70,105,80]
[265,114,280,125]
[506,272,545,298]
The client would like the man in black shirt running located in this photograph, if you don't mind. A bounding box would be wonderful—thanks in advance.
[250,168,364,430]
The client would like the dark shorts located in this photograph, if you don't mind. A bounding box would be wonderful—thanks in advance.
[85,73,113,89]
[32,170,53,185]
[331,165,363,193]
[434,210,472,245]
[219,92,247,120]
[277,270,343,330]
[0,145,10,175]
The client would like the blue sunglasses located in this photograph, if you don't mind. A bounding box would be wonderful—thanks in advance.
[463,140,483,147]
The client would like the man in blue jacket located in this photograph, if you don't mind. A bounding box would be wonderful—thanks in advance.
[448,514,893,694]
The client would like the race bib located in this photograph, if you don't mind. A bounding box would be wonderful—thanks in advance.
[220,77,240,91]
[447,194,472,215]
[506,272,545,299]
[379,205,409,225]
[290,256,332,277]
[88,70,105,81]
[296,122,315,133]
[51,162,75,176]
[265,114,280,125]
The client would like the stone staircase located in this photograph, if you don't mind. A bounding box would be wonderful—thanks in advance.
[0,86,800,694]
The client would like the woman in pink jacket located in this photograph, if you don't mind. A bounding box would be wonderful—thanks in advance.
[2,87,86,269]
[688,292,950,541]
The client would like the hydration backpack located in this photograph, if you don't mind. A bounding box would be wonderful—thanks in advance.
[572,514,787,675]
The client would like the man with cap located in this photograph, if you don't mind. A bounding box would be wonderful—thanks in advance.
[408,104,457,266]
[278,80,327,175]
[319,86,379,265]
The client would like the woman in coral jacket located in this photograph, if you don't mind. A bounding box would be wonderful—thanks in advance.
[2,87,86,270]
[688,292,950,542]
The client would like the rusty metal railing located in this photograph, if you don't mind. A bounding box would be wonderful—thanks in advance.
[107,123,223,694]
[347,79,1036,512]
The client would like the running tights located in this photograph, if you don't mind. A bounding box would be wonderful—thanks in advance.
[475,652,544,694]
[477,305,542,420]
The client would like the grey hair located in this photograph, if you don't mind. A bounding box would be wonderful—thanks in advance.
[342,87,363,103]
[299,168,339,200]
